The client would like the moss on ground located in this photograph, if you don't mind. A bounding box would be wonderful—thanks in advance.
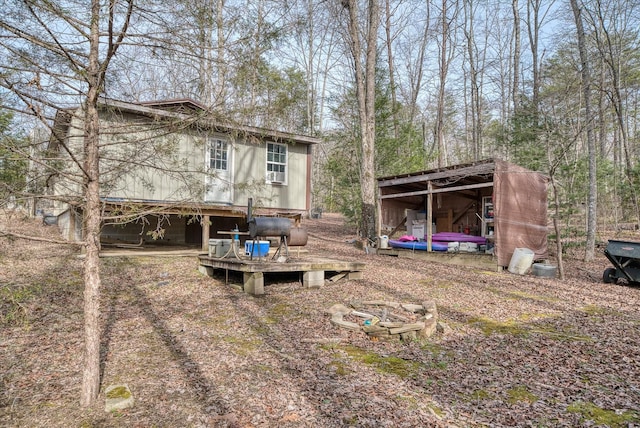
[106,385,132,400]
[506,385,538,404]
[567,401,639,427]
[321,344,422,379]
[468,315,592,341]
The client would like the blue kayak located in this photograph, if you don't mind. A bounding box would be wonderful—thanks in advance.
[389,239,448,251]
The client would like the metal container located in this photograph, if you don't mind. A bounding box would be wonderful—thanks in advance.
[248,217,292,238]
[532,263,557,278]
[288,227,308,246]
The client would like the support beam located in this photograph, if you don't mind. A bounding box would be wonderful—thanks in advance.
[380,182,493,199]
[202,215,210,252]
[427,181,433,251]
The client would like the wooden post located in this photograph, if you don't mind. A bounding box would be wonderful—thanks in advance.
[427,181,433,251]
[202,215,210,252]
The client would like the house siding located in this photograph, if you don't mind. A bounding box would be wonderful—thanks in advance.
[233,141,308,211]
[50,102,314,216]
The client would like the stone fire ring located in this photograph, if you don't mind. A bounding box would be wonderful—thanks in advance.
[327,300,439,341]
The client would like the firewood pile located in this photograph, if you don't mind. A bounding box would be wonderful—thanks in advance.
[326,300,440,341]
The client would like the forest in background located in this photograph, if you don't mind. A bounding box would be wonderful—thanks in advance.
[2,0,640,238]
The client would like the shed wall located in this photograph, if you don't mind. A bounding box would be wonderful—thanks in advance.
[494,160,548,265]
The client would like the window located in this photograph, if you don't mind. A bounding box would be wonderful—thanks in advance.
[209,139,228,171]
[266,142,286,184]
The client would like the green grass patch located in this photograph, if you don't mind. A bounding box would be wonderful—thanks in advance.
[329,361,352,376]
[580,304,623,318]
[468,315,592,341]
[0,283,36,327]
[567,401,639,427]
[322,344,422,379]
[221,336,262,355]
[468,316,529,336]
[267,302,294,319]
[506,385,538,404]
[428,404,445,417]
[464,388,494,402]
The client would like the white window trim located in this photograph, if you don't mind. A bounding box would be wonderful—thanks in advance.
[266,142,287,185]
[207,137,229,172]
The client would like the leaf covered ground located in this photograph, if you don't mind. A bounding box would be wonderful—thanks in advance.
[1,212,640,427]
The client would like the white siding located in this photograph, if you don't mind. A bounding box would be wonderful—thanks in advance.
[52,106,310,212]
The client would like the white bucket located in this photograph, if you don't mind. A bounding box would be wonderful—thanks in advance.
[379,235,389,249]
[508,248,535,275]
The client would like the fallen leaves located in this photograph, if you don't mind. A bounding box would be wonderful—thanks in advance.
[1,213,640,427]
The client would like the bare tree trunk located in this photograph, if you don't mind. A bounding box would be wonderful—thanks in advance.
[79,0,132,407]
[80,0,104,407]
[215,0,227,108]
[435,0,451,167]
[408,3,430,125]
[591,3,640,223]
[550,175,565,280]
[345,0,380,241]
[463,0,480,160]
[512,0,521,115]
[197,0,214,104]
[384,0,398,140]
[570,0,597,261]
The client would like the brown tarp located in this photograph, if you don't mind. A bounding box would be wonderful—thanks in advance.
[494,159,549,266]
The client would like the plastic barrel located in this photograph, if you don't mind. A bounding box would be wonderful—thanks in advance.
[508,248,535,275]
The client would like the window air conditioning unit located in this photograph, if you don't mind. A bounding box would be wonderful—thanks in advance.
[267,171,285,183]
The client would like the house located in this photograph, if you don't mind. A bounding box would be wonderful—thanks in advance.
[377,158,548,268]
[47,98,320,250]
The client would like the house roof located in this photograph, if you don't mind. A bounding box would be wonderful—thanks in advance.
[49,98,321,148]
[139,98,208,113]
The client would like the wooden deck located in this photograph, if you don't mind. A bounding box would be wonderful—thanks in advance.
[377,247,502,271]
[198,254,365,295]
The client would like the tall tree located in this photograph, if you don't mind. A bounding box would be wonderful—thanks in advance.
[462,0,486,161]
[0,0,133,405]
[570,0,597,261]
[512,0,521,115]
[340,0,380,241]
[0,110,28,203]
[384,0,399,139]
[434,0,458,167]
[587,0,640,222]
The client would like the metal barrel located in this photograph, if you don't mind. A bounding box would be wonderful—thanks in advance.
[287,227,308,246]
[249,217,292,238]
